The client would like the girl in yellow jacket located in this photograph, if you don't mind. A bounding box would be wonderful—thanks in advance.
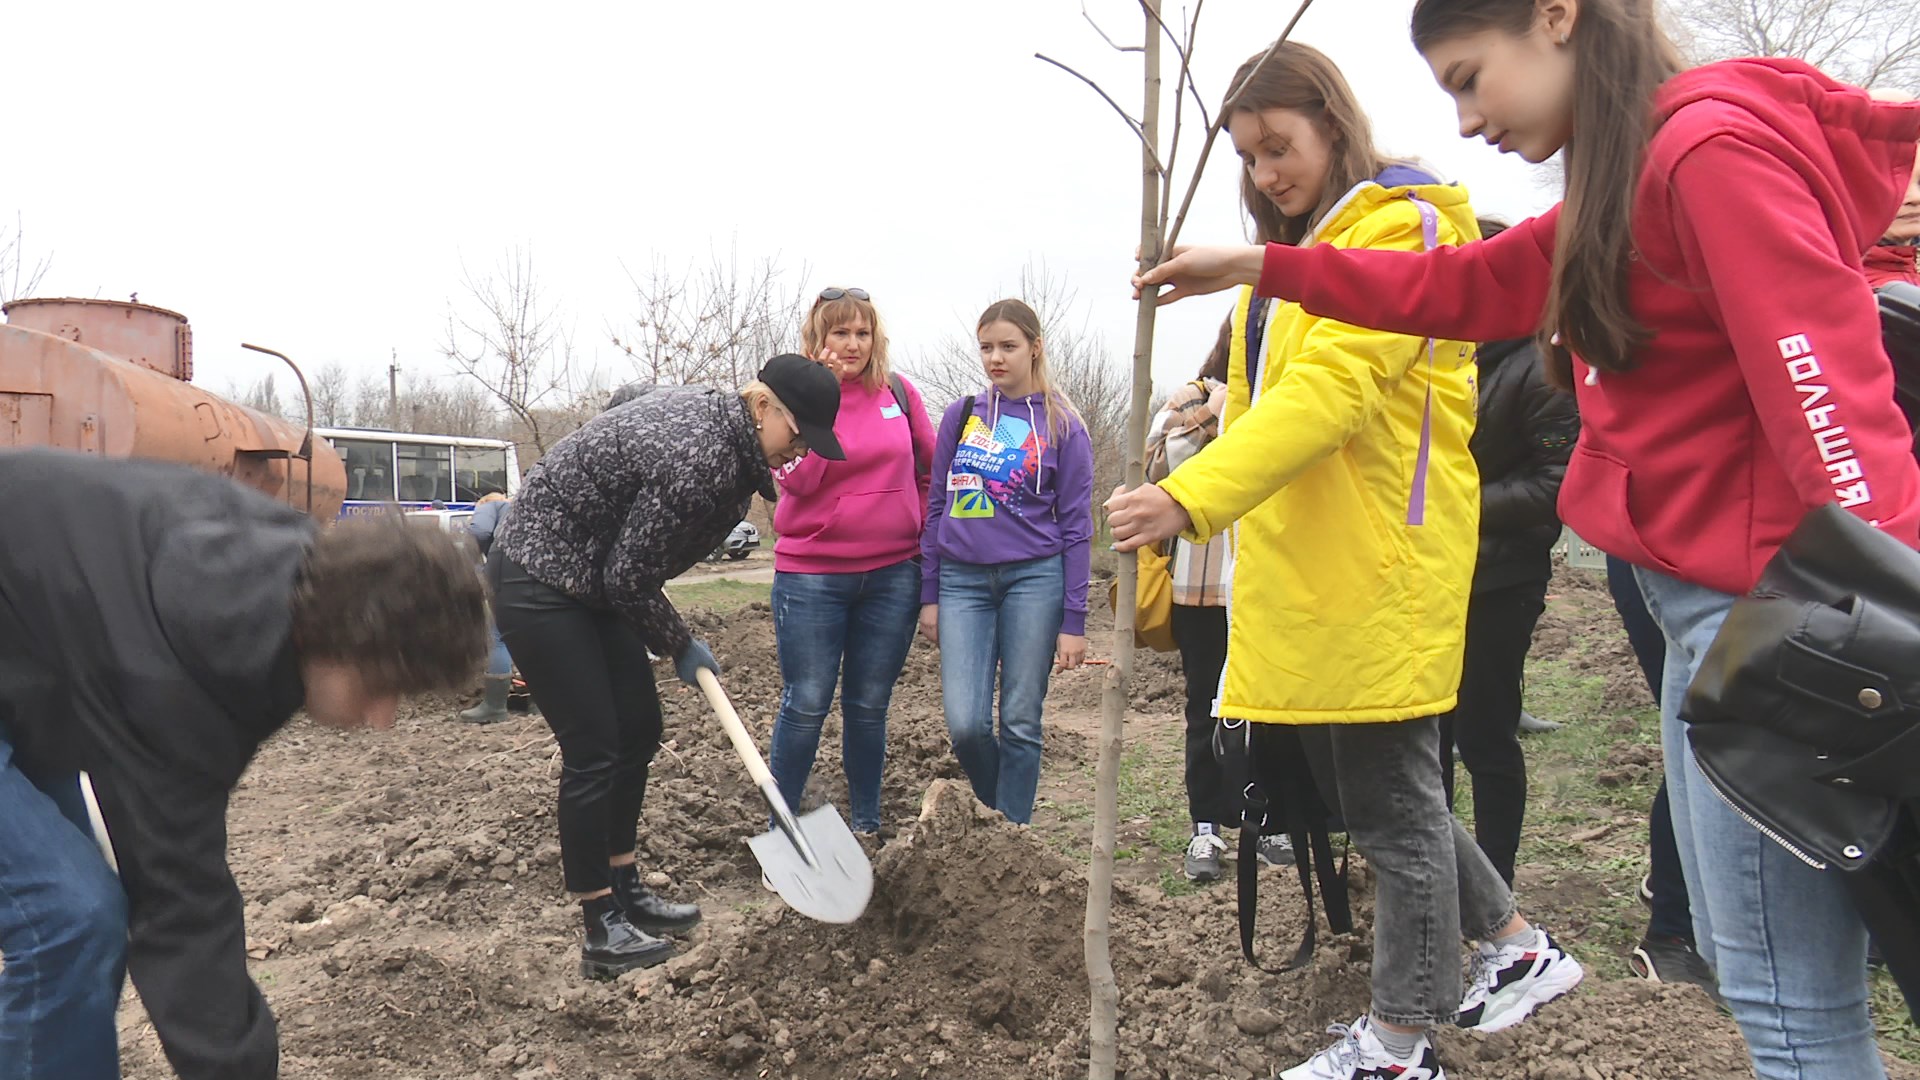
[1107,42,1580,1080]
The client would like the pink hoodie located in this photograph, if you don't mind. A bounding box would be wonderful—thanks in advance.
[773,372,935,573]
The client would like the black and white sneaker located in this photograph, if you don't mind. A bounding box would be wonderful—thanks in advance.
[1256,831,1295,866]
[1455,928,1584,1033]
[1184,826,1228,882]
[1279,1016,1444,1080]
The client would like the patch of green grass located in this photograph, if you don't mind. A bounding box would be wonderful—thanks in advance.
[1873,970,1920,1063]
[665,578,772,612]
[1508,656,1666,971]
[1116,735,1191,859]
[1158,868,1198,898]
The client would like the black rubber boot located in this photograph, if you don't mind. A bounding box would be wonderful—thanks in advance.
[459,676,511,725]
[610,863,702,935]
[579,894,673,979]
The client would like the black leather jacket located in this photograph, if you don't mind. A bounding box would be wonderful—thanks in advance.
[1471,338,1579,594]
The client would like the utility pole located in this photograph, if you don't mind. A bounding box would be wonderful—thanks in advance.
[388,349,400,431]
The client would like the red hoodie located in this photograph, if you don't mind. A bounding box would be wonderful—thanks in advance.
[1866,243,1918,288]
[1254,59,1920,595]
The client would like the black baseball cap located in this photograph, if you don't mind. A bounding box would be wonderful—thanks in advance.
[757,354,846,460]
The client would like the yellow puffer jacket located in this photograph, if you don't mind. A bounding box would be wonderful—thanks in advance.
[1159,178,1481,724]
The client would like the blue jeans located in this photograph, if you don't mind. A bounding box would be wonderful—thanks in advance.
[0,726,128,1080]
[484,614,512,678]
[768,560,921,834]
[1607,555,1692,942]
[937,555,1064,825]
[1634,566,1884,1080]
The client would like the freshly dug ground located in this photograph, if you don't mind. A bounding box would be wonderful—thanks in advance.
[117,566,1918,1079]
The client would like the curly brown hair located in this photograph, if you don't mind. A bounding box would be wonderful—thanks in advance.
[290,516,489,695]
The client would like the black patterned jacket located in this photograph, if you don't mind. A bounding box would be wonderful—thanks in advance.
[494,386,775,655]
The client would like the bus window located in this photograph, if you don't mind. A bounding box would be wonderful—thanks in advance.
[396,443,454,503]
[333,439,395,502]
[455,446,509,501]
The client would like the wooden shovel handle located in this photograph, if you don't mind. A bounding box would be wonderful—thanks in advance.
[696,668,775,788]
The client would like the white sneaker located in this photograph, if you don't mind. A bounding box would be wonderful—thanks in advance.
[1278,1016,1444,1080]
[1455,928,1584,1032]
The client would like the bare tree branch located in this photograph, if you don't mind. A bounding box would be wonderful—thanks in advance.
[442,246,579,458]
[610,246,809,391]
[1161,0,1317,255]
[0,212,53,305]
[1151,0,1210,236]
[1143,0,1212,134]
[1081,0,1144,53]
[1665,0,1920,89]
[1036,53,1168,176]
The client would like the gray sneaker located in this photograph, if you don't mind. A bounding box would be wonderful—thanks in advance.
[1183,828,1229,882]
[1256,832,1296,866]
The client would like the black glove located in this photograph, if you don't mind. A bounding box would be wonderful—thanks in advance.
[674,639,719,686]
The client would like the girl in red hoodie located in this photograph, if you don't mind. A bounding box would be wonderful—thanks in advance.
[767,288,934,840]
[1120,2,1920,1077]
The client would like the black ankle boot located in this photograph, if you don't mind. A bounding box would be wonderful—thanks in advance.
[579,894,673,979]
[610,863,702,935]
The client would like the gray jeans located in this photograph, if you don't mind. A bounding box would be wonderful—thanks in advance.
[1286,717,1516,1027]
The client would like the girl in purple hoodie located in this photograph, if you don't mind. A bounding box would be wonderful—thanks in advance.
[920,299,1095,824]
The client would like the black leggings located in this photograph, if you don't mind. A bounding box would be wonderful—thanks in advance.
[1437,578,1547,886]
[489,552,664,895]
[1170,604,1236,828]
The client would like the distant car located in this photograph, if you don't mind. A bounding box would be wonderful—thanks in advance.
[711,520,760,561]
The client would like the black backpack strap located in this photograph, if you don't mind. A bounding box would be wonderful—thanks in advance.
[890,373,930,484]
[1230,720,1352,973]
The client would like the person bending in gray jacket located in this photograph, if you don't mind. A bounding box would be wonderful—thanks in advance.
[488,354,844,979]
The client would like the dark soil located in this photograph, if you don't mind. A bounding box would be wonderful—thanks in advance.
[115,566,1919,1079]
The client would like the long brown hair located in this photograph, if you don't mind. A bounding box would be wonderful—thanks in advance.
[1412,0,1685,384]
[976,298,1081,441]
[1199,314,1232,383]
[1225,42,1394,246]
[801,289,892,392]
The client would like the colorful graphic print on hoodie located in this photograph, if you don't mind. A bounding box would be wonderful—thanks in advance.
[949,410,1048,519]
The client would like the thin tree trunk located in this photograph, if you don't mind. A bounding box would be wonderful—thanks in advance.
[1086,4,1159,1078]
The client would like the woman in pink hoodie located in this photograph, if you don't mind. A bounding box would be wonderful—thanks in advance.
[767,288,934,837]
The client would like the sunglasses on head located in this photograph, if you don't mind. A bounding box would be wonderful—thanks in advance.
[815,287,871,304]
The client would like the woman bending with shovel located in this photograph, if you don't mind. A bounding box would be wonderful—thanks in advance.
[490,354,845,979]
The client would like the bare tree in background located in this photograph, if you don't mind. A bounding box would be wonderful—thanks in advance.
[443,247,577,457]
[610,247,809,389]
[235,373,285,418]
[907,263,1136,517]
[0,213,53,305]
[308,361,352,427]
[1666,0,1920,88]
[396,374,499,438]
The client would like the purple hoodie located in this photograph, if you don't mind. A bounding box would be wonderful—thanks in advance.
[920,387,1095,635]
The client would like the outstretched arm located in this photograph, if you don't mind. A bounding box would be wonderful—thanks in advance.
[1134,208,1559,344]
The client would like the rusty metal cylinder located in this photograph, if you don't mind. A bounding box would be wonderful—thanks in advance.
[0,299,345,519]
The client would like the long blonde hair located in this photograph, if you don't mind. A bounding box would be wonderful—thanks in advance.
[802,290,892,392]
[976,298,1081,441]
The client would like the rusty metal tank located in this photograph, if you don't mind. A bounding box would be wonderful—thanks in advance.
[0,298,346,519]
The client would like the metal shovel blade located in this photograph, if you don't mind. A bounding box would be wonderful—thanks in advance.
[748,804,873,924]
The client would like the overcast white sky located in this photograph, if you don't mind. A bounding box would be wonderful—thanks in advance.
[1,0,1557,411]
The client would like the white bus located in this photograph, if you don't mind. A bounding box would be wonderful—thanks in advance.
[315,427,520,517]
